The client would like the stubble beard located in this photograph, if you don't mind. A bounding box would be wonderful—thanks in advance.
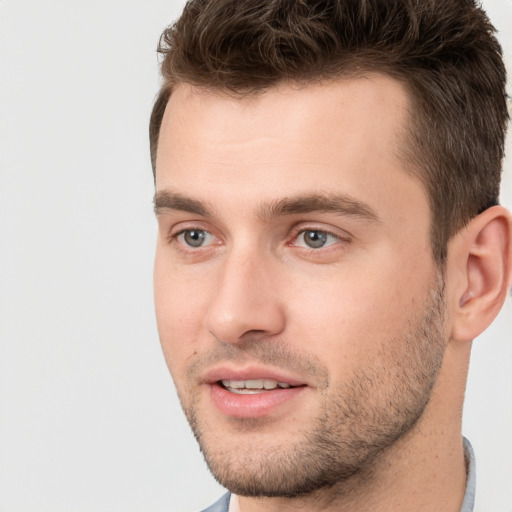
[178,275,447,498]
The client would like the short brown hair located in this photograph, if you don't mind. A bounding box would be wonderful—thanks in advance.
[149,0,508,262]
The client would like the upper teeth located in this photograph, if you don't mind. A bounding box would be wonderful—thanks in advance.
[221,379,291,390]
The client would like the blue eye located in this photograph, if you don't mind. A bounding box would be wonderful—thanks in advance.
[296,230,339,249]
[178,229,213,248]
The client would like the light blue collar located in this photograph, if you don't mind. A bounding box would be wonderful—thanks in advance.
[460,437,476,512]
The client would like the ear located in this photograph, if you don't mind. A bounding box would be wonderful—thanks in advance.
[449,205,512,342]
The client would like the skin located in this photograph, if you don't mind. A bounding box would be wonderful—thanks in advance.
[153,75,512,511]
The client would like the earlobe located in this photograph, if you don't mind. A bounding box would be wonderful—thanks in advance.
[450,206,512,342]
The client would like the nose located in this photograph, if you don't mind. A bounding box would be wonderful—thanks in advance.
[204,248,286,344]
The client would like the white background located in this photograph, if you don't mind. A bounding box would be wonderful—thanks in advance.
[0,1,510,511]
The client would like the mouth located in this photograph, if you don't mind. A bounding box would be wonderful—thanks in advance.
[204,369,308,418]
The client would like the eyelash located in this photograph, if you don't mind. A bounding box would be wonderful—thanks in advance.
[168,228,216,250]
[289,226,345,250]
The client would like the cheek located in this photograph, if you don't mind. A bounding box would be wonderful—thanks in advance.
[285,258,429,375]
[153,254,210,377]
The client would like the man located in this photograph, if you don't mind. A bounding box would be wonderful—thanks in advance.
[149,0,511,511]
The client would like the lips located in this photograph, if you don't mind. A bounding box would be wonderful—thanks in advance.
[203,366,308,418]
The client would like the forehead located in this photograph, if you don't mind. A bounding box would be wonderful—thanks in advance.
[157,75,409,165]
[155,75,427,229]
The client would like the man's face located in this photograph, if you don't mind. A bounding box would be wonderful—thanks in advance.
[153,76,448,496]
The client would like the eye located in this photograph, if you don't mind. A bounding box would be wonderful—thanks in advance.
[294,229,340,249]
[176,229,215,248]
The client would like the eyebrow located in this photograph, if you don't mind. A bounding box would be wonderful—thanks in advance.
[154,190,211,217]
[258,194,380,223]
[154,190,380,223]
